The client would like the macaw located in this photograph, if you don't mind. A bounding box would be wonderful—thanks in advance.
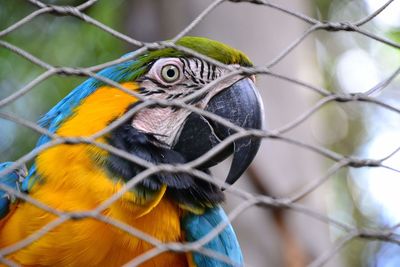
[0,36,264,266]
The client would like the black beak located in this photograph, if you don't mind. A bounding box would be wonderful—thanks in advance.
[173,78,264,186]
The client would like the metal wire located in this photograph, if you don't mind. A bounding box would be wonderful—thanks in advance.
[0,0,400,266]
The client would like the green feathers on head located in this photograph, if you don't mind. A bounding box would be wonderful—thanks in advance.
[175,36,253,67]
[125,36,253,81]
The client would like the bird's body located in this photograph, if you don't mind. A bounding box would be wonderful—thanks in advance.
[2,194,186,266]
[1,84,187,266]
[0,37,263,266]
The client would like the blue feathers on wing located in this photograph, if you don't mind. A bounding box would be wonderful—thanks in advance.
[183,206,244,267]
[0,162,26,218]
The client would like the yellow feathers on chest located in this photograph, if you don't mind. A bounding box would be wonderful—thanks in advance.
[0,83,188,266]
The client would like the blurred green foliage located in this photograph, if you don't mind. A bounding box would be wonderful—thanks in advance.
[0,0,127,161]
[313,1,400,267]
[312,1,371,266]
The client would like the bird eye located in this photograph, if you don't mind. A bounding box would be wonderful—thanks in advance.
[161,64,180,83]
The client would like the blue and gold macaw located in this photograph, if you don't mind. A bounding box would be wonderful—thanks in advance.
[0,37,263,266]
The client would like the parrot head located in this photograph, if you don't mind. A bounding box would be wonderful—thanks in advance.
[33,36,264,213]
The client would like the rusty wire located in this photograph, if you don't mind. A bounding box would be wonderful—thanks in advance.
[0,0,400,266]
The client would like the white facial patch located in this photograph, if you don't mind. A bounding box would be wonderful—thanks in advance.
[132,107,191,147]
[132,57,251,146]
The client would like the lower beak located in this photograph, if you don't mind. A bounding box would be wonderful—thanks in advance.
[173,78,264,186]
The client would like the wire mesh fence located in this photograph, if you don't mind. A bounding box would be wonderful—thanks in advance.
[0,0,400,266]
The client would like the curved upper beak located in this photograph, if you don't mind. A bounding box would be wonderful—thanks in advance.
[173,78,265,186]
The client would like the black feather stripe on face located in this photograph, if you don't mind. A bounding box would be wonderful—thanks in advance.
[102,104,224,210]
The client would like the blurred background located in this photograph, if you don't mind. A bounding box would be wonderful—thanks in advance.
[1,0,400,266]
